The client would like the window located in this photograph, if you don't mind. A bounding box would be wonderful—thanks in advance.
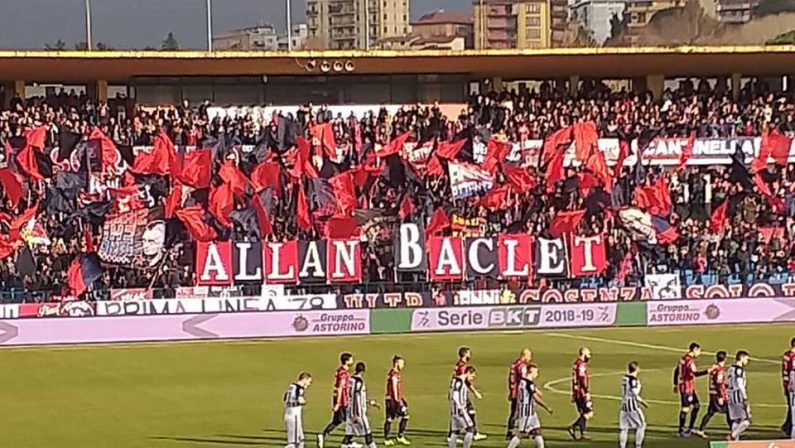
[527,28,541,39]
[526,16,541,26]
[526,3,541,13]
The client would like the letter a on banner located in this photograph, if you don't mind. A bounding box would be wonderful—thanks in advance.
[534,236,569,277]
[327,239,362,283]
[298,240,328,283]
[569,234,607,276]
[498,234,533,279]
[395,222,428,272]
[196,241,233,285]
[428,236,464,281]
[264,240,299,284]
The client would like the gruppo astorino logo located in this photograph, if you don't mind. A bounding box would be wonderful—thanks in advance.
[488,306,541,328]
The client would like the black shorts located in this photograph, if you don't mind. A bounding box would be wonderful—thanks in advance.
[386,399,408,420]
[708,398,727,414]
[574,397,593,415]
[331,407,348,425]
[680,392,700,408]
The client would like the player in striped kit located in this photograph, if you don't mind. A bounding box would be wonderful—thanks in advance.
[619,362,647,448]
[449,365,477,448]
[506,349,532,440]
[788,352,795,440]
[781,338,795,436]
[283,372,313,448]
[319,353,355,448]
[567,347,593,440]
[343,362,380,448]
[698,351,730,435]
[506,364,553,448]
[452,347,486,441]
[384,356,410,446]
[727,350,751,441]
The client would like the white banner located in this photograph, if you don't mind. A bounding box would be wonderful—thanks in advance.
[448,161,494,199]
[645,273,682,300]
[95,295,337,317]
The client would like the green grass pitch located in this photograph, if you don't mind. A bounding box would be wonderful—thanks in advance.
[0,323,792,447]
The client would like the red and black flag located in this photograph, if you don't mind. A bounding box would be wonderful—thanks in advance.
[67,254,102,297]
[325,214,361,239]
[710,199,728,233]
[58,129,83,161]
[329,172,357,214]
[208,182,235,228]
[250,160,282,194]
[549,209,586,237]
[296,181,312,232]
[175,205,218,242]
[425,207,451,236]
[573,121,598,162]
[177,149,212,189]
[0,167,24,209]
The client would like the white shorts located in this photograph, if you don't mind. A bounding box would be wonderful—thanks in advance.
[518,413,541,433]
[619,410,646,430]
[728,402,751,422]
[284,412,304,446]
[345,415,371,437]
[450,412,474,432]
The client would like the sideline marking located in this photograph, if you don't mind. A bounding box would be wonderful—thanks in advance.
[542,370,784,409]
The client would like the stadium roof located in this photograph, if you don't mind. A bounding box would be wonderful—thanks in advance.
[1,45,793,84]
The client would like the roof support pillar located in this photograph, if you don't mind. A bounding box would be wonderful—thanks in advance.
[490,76,503,93]
[645,73,664,101]
[731,72,742,102]
[569,75,580,96]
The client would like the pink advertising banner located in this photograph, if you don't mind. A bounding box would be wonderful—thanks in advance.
[410,303,617,333]
[0,309,370,346]
[647,298,795,326]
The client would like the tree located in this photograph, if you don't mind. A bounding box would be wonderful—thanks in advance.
[44,39,67,51]
[768,29,795,44]
[74,41,88,50]
[96,42,113,51]
[161,32,180,51]
[609,12,629,42]
[756,0,795,16]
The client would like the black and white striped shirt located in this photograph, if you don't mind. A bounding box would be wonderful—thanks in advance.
[620,375,642,412]
[728,365,747,405]
[449,377,468,415]
[518,378,537,417]
[347,375,368,419]
[284,383,305,414]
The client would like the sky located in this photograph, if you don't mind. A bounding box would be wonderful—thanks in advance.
[0,0,471,49]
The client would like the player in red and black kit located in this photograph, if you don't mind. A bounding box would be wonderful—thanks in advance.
[317,352,354,448]
[384,355,410,446]
[567,346,593,440]
[452,346,487,441]
[673,342,709,438]
[698,350,730,434]
[781,337,795,435]
[506,348,532,440]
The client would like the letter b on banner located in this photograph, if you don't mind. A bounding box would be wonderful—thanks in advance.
[395,223,428,272]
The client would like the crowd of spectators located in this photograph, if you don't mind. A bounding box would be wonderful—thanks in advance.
[1,76,795,303]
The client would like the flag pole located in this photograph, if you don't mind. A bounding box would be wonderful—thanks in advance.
[206,0,213,51]
[85,0,93,51]
[286,0,293,51]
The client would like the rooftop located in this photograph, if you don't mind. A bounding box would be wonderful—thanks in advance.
[412,10,473,25]
[1,46,793,83]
